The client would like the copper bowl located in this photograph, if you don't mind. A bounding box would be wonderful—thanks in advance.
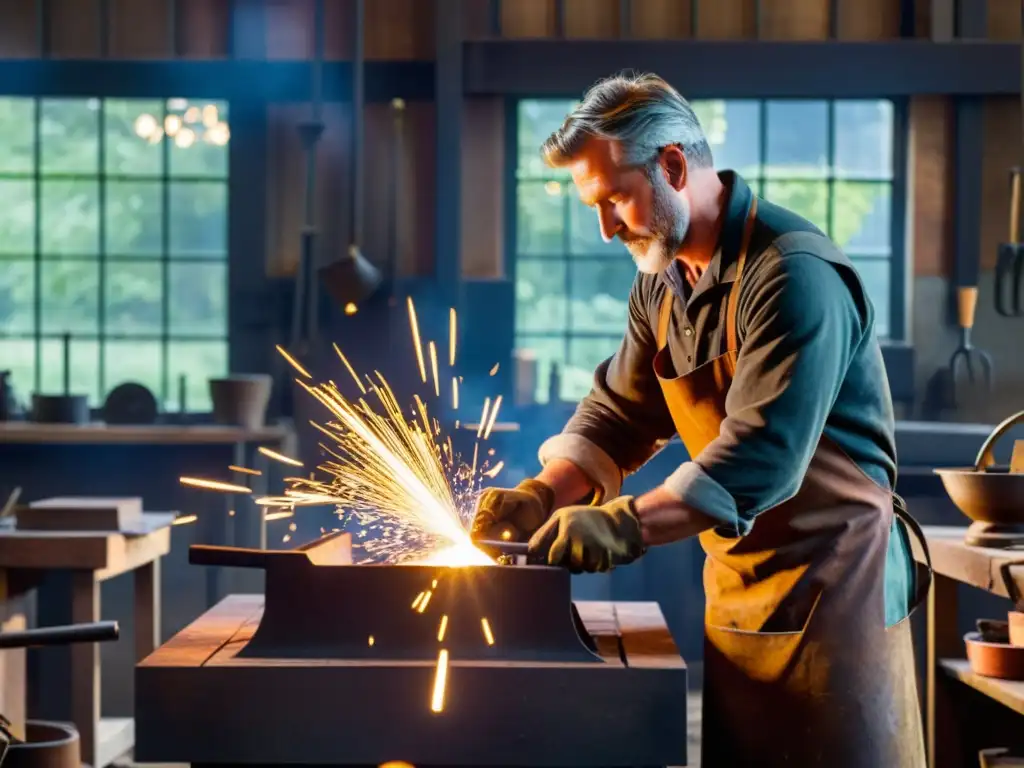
[935,410,1024,525]
[965,631,1024,680]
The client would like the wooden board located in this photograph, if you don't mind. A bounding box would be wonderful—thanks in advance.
[19,497,143,532]
[0,525,170,579]
[136,595,688,767]
[917,526,1024,601]
[940,658,1024,717]
[0,423,293,445]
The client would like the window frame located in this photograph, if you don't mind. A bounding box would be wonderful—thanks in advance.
[0,95,231,411]
[507,96,911,401]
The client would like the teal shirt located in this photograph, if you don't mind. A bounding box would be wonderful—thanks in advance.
[561,172,914,627]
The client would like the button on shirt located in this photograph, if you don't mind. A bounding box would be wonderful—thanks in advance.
[537,172,914,627]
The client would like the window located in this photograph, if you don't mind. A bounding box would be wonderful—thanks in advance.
[0,97,230,412]
[514,98,897,402]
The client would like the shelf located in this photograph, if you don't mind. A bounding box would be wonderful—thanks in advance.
[939,659,1024,717]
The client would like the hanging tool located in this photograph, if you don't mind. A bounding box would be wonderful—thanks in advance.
[995,12,1024,319]
[996,167,1024,316]
[948,283,994,404]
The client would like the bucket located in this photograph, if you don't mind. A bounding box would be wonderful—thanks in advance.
[208,375,273,431]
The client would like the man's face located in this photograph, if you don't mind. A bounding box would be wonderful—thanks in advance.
[567,138,690,275]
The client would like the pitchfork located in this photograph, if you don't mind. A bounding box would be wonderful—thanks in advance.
[948,285,994,404]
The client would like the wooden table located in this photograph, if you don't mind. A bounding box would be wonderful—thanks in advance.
[0,522,170,768]
[135,595,689,767]
[918,526,1024,768]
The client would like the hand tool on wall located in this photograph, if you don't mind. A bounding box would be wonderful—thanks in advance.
[947,283,994,404]
[995,171,1024,317]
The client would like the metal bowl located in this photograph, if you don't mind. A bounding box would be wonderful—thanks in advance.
[934,469,1024,524]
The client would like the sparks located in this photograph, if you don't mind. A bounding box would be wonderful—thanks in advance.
[477,398,491,439]
[489,363,499,376]
[481,618,495,646]
[482,395,502,440]
[172,514,197,526]
[275,344,312,379]
[451,376,459,410]
[412,591,426,610]
[368,635,375,646]
[179,477,252,494]
[264,509,295,521]
[258,446,303,467]
[430,649,449,713]
[228,465,262,476]
[449,308,457,366]
[437,615,448,641]
[428,341,440,398]
[417,591,433,613]
[333,343,367,394]
[482,460,505,478]
[407,297,427,383]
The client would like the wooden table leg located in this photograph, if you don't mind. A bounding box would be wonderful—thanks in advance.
[927,571,962,768]
[70,570,99,768]
[134,560,160,661]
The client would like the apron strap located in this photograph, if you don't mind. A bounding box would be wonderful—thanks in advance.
[725,198,758,353]
[891,493,934,610]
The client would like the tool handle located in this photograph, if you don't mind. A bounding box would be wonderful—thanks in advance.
[1011,168,1022,243]
[958,286,979,329]
[0,620,119,649]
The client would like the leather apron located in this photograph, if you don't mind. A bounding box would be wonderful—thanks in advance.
[652,199,931,767]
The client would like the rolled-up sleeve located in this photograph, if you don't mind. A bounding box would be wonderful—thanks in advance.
[663,248,865,534]
[539,275,676,500]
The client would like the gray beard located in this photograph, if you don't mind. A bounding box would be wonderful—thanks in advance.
[627,176,690,275]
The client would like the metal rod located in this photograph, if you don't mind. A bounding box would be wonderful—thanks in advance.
[351,0,365,248]
[489,0,502,36]
[0,621,119,649]
[618,0,631,38]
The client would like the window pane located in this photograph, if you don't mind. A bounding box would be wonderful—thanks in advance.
[517,181,565,256]
[697,99,761,177]
[105,261,163,336]
[168,262,227,337]
[42,179,100,255]
[0,259,35,334]
[516,258,567,333]
[0,98,36,173]
[765,100,829,179]
[850,258,891,338]
[1,339,37,398]
[104,99,164,176]
[0,180,36,254]
[39,259,99,334]
[568,192,622,256]
[168,100,230,178]
[103,340,164,402]
[518,100,576,179]
[169,182,227,257]
[40,337,100,404]
[763,181,829,233]
[566,337,620,401]
[832,181,891,254]
[513,335,567,405]
[106,180,163,256]
[834,101,893,180]
[40,98,99,175]
[569,259,634,333]
[167,340,228,412]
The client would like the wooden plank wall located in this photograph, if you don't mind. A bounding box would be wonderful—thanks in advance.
[0,0,1019,286]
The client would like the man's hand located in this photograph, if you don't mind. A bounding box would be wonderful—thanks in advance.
[470,478,556,543]
[527,496,645,573]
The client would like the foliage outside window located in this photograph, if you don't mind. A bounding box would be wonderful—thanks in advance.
[0,97,230,412]
[515,98,896,403]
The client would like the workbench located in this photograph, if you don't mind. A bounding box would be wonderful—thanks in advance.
[136,594,689,767]
[0,522,170,768]
[921,526,1024,768]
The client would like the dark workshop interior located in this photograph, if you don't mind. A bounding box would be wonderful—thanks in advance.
[1,0,1024,766]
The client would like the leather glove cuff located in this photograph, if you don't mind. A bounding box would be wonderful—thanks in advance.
[516,478,556,517]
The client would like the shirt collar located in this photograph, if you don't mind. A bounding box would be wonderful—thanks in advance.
[659,171,756,300]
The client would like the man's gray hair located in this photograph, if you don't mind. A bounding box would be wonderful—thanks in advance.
[541,72,713,171]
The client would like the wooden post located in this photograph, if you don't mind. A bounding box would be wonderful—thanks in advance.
[70,571,100,768]
[134,560,160,661]
[927,572,962,768]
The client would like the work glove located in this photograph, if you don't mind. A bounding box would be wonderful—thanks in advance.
[471,478,556,543]
[527,496,646,574]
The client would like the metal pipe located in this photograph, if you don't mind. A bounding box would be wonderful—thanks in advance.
[0,621,119,649]
[351,0,365,248]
